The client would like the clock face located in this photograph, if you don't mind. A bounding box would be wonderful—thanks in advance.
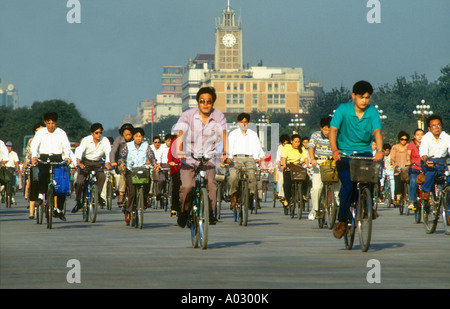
[222,33,236,47]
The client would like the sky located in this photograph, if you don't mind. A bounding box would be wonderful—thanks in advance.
[1,0,449,130]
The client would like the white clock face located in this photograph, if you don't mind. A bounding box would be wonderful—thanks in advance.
[222,33,236,47]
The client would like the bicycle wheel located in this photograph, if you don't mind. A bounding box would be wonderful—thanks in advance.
[106,180,113,210]
[297,182,303,220]
[344,206,356,250]
[373,183,379,211]
[326,184,337,229]
[241,180,249,226]
[414,188,422,224]
[198,187,209,249]
[384,181,392,208]
[404,183,410,216]
[89,184,98,223]
[190,190,199,248]
[358,187,373,252]
[442,187,450,235]
[290,182,296,219]
[317,186,326,229]
[422,190,439,234]
[37,200,44,224]
[216,181,222,219]
[46,186,53,229]
[5,183,12,208]
[272,183,278,208]
[137,186,144,229]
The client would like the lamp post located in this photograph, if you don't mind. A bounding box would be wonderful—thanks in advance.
[288,114,305,135]
[374,105,387,123]
[412,99,432,130]
[257,115,270,148]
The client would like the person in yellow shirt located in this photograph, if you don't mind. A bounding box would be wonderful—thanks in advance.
[281,134,309,207]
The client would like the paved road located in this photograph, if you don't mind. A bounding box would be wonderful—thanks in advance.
[1,192,449,290]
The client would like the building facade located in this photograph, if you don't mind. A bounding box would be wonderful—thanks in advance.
[0,78,19,109]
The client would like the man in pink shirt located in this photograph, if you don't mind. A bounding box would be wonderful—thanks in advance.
[172,87,228,228]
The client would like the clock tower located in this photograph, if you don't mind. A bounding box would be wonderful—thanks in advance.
[214,1,243,72]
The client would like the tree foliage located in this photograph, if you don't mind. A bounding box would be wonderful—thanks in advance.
[0,99,91,158]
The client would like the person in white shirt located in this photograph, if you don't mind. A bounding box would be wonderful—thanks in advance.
[72,123,111,213]
[226,113,264,209]
[30,112,73,221]
[419,115,450,201]
[4,141,20,204]
[0,140,9,166]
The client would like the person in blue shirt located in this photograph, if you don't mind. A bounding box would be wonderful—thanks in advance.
[329,80,384,239]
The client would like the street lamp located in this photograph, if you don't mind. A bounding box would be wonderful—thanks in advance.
[257,115,271,148]
[412,99,432,130]
[288,114,305,134]
[374,105,387,123]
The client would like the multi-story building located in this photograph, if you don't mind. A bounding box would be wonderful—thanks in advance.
[0,78,19,109]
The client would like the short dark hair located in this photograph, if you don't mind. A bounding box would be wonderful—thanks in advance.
[32,121,45,133]
[44,112,58,122]
[397,131,410,141]
[119,123,134,135]
[382,143,391,150]
[196,87,217,103]
[165,133,172,141]
[279,134,290,144]
[237,113,250,122]
[352,80,373,95]
[413,128,424,135]
[133,127,145,136]
[426,115,443,128]
[291,134,301,141]
[320,116,332,128]
[90,122,103,133]
[153,136,161,142]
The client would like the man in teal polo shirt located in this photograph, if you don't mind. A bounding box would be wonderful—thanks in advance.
[329,80,384,239]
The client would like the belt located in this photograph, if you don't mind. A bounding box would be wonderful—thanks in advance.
[233,154,252,158]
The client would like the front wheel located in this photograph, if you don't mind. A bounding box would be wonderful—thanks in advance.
[344,206,356,250]
[358,187,373,252]
[422,190,439,234]
[442,188,450,235]
[46,186,53,229]
[89,184,99,223]
[198,187,209,249]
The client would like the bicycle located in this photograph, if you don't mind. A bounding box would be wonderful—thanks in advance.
[187,155,212,249]
[341,153,382,252]
[80,167,99,223]
[36,159,68,229]
[231,159,256,226]
[0,167,14,208]
[159,164,172,212]
[261,168,270,203]
[318,159,339,229]
[285,163,308,220]
[421,159,450,235]
[381,170,393,208]
[149,167,160,209]
[214,167,227,219]
[129,165,150,229]
[104,168,117,211]
[396,167,409,215]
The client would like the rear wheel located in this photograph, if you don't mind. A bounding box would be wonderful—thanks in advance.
[89,184,98,223]
[422,190,439,234]
[344,206,356,250]
[441,188,450,235]
[198,188,209,249]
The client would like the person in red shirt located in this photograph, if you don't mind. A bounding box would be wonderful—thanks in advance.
[406,128,424,209]
[167,134,181,217]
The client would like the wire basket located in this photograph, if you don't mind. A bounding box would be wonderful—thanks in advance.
[319,160,339,183]
[349,159,382,184]
[289,164,308,181]
[130,167,150,184]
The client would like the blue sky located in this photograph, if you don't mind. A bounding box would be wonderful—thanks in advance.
[1,0,449,130]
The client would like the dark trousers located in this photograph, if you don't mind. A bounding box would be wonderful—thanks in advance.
[125,171,149,214]
[75,160,105,202]
[171,171,181,212]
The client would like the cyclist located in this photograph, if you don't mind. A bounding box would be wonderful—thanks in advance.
[419,115,450,204]
[110,123,134,207]
[167,134,181,217]
[380,143,395,203]
[406,128,424,209]
[391,131,410,205]
[307,116,340,220]
[118,127,157,225]
[275,134,291,204]
[281,134,309,208]
[152,135,167,204]
[71,123,111,213]
[329,80,383,239]
[30,112,73,221]
[24,122,46,218]
[173,87,227,228]
[227,113,264,210]
[4,141,20,205]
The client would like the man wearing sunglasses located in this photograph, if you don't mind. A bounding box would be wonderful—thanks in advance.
[72,123,111,213]
[419,115,450,203]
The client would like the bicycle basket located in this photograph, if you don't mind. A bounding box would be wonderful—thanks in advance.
[289,164,307,181]
[130,167,150,184]
[349,159,382,183]
[319,160,339,183]
[400,168,409,183]
[261,171,269,181]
